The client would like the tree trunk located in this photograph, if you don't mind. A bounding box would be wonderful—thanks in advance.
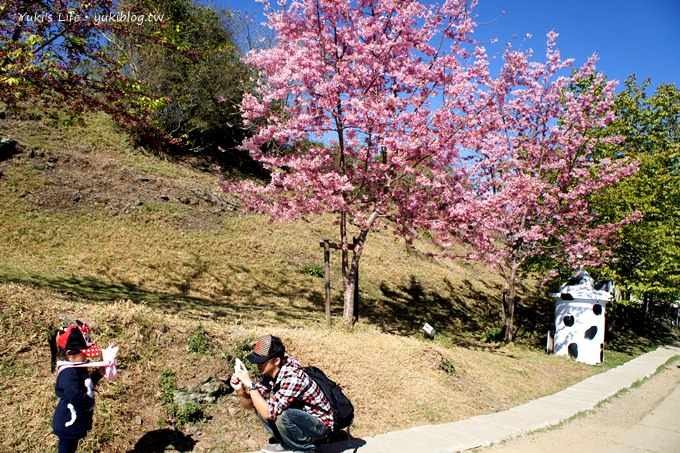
[341,243,362,326]
[340,211,378,328]
[342,273,356,326]
[503,262,519,343]
[323,240,331,326]
[340,212,352,326]
[643,293,650,319]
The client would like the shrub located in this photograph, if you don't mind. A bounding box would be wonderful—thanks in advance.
[159,370,177,405]
[303,263,324,278]
[440,358,456,375]
[167,402,207,426]
[159,370,208,426]
[481,326,504,343]
[188,324,209,354]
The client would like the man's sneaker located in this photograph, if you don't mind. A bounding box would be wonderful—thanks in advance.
[261,443,292,453]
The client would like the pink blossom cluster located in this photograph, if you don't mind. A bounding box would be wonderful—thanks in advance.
[432,32,638,276]
[223,0,637,276]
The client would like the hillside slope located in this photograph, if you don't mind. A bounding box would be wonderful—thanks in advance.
[0,112,520,338]
[0,113,658,452]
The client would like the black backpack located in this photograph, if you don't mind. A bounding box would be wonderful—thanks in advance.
[304,366,354,431]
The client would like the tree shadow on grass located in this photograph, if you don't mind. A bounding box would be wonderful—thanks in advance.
[511,286,556,348]
[360,275,503,347]
[605,303,677,354]
[1,271,239,315]
[128,428,195,453]
[0,267,327,324]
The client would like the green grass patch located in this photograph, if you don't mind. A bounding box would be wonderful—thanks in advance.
[303,263,325,278]
[187,324,210,354]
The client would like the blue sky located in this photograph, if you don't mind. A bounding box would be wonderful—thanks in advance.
[219,0,679,92]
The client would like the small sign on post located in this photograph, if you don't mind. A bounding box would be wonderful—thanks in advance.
[422,323,436,339]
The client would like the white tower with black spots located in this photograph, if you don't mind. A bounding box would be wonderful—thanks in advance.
[550,271,612,365]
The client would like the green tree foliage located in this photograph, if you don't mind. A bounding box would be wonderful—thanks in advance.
[596,77,680,301]
[2,0,252,163]
[111,0,251,156]
[0,0,148,121]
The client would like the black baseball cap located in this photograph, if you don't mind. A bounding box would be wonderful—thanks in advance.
[246,335,285,364]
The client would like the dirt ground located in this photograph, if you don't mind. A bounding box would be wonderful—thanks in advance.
[480,363,680,452]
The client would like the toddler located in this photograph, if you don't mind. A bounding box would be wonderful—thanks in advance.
[48,321,105,453]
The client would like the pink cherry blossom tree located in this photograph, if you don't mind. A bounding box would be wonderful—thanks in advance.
[224,0,495,327]
[428,33,638,342]
[224,0,637,335]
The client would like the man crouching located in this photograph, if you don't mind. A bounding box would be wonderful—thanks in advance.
[231,335,334,452]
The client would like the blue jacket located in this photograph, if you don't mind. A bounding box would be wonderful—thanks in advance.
[52,364,102,440]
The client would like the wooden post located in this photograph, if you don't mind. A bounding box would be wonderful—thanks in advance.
[323,240,331,326]
[353,237,359,323]
[354,261,359,323]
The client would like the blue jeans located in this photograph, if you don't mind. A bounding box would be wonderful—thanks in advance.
[259,409,331,452]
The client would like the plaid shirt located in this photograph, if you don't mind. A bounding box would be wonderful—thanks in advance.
[254,357,334,429]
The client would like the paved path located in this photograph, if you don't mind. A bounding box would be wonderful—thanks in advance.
[607,375,680,452]
[315,345,680,453]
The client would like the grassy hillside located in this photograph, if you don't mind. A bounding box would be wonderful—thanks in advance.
[0,113,674,452]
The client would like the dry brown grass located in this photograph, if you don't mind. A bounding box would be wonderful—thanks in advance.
[0,113,645,452]
[0,283,601,453]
